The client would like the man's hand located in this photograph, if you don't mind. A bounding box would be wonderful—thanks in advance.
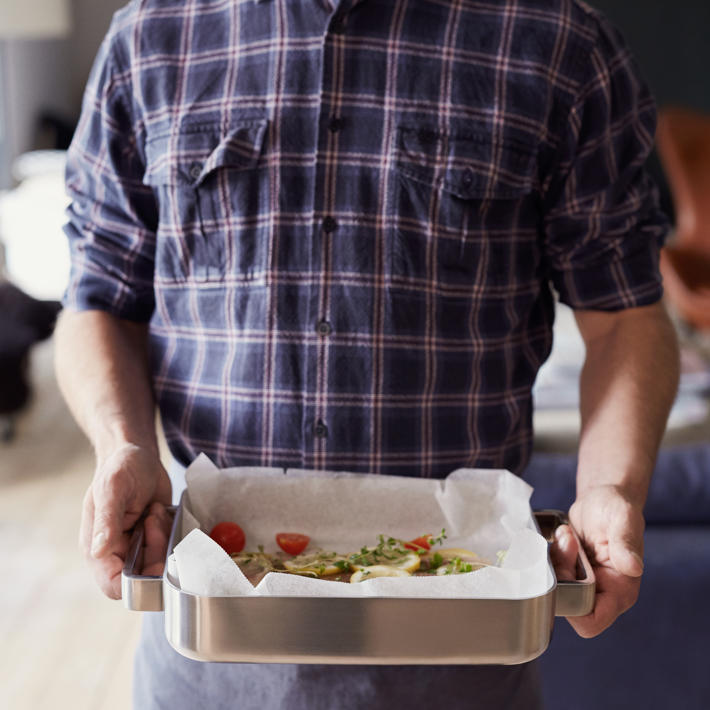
[562,303,678,637]
[553,485,645,638]
[55,310,173,599]
[79,444,172,599]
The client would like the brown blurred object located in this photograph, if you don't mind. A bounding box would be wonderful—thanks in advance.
[657,107,710,330]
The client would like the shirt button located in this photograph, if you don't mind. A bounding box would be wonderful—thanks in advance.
[314,419,328,438]
[462,167,475,187]
[189,162,202,180]
[328,115,345,133]
[316,319,332,336]
[322,216,338,233]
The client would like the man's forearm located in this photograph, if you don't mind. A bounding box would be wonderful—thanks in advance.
[575,302,680,503]
[54,309,159,458]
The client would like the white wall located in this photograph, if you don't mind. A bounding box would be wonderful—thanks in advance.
[0,0,124,186]
[68,0,125,108]
[2,39,73,174]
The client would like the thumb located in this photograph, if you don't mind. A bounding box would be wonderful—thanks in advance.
[142,502,172,576]
[90,477,126,559]
[550,524,579,582]
[608,515,644,578]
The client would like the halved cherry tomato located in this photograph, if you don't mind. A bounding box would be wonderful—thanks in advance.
[276,532,310,556]
[404,535,432,552]
[209,521,246,554]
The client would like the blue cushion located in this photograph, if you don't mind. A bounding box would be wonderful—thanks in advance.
[523,444,710,524]
[539,526,710,710]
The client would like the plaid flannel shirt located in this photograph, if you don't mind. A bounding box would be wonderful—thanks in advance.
[64,0,668,476]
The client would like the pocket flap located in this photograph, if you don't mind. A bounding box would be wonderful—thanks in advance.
[395,126,535,199]
[144,119,268,187]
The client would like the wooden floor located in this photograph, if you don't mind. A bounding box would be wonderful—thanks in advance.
[0,339,142,710]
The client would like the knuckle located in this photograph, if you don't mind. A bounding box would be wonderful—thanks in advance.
[95,470,125,500]
[93,563,122,600]
[570,619,598,639]
[99,579,121,600]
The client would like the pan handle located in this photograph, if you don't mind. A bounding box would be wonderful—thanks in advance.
[120,507,176,612]
[533,509,596,617]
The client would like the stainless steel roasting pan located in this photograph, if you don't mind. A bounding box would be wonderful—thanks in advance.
[122,502,594,665]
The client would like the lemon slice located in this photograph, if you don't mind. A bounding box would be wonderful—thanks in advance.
[350,566,412,583]
[352,550,421,574]
[283,551,347,577]
[435,548,482,562]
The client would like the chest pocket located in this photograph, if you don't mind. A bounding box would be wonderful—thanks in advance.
[389,125,538,290]
[144,119,269,283]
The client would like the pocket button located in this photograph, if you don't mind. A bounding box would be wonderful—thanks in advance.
[189,162,202,181]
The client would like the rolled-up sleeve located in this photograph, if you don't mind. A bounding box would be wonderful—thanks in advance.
[63,21,157,322]
[542,12,669,311]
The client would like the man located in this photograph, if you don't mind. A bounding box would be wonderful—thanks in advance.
[55,0,679,707]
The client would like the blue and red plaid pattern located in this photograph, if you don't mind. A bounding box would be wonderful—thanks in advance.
[64,0,668,477]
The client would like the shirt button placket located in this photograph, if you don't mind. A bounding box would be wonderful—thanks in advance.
[314,419,328,438]
[316,319,333,336]
[328,115,345,133]
[322,216,337,233]
[310,5,351,464]
[330,14,346,35]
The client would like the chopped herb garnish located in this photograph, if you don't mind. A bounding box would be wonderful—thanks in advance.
[431,529,447,547]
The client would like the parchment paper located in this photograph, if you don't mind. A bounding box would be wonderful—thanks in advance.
[172,454,553,599]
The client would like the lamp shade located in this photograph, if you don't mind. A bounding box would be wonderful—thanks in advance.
[0,0,71,39]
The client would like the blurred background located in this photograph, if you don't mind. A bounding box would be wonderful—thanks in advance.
[0,1,708,709]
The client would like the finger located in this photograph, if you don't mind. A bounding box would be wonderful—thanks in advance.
[567,567,640,638]
[550,524,578,582]
[79,486,95,559]
[608,512,644,578]
[96,534,131,600]
[143,502,172,576]
[90,473,127,560]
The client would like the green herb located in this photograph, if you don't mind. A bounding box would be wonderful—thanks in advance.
[431,528,447,547]
[431,552,444,570]
[438,557,475,575]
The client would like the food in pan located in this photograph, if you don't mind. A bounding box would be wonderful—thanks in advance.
[209,521,246,554]
[226,528,491,586]
[275,532,310,555]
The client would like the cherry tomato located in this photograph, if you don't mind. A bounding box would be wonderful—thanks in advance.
[404,535,432,552]
[276,532,310,556]
[209,521,246,554]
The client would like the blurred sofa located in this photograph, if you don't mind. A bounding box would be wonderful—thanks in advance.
[523,444,710,710]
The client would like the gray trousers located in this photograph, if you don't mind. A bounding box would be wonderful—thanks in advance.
[133,612,543,709]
